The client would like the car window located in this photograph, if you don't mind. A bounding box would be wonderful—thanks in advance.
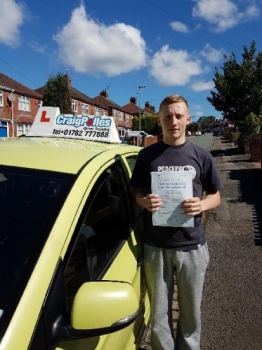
[0,166,74,336]
[125,155,138,173]
[64,160,132,310]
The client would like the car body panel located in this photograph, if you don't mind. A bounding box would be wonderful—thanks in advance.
[0,130,149,350]
[0,137,138,174]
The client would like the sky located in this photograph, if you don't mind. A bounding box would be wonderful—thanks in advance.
[0,0,262,120]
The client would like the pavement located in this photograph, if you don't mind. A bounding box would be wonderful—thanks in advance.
[140,136,262,350]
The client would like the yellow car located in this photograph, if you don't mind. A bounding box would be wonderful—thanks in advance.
[0,108,150,350]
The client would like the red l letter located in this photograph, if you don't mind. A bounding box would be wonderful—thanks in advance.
[40,111,50,122]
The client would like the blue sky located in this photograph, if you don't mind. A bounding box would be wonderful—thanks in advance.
[0,0,262,120]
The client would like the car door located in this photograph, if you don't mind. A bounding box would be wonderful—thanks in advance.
[56,154,148,350]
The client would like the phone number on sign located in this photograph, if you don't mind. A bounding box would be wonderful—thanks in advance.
[53,129,109,138]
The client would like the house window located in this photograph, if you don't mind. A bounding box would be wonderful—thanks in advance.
[82,103,89,115]
[18,96,30,112]
[95,107,100,116]
[103,110,107,116]
[113,110,116,119]
[38,100,42,108]
[17,123,31,136]
[72,99,78,113]
[0,90,3,107]
[118,127,125,137]
[125,114,130,123]
[119,112,123,121]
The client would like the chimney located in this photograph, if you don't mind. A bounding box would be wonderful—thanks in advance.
[130,97,137,104]
[145,101,150,109]
[65,74,71,88]
[100,90,108,98]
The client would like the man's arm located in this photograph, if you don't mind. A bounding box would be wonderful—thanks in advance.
[131,188,162,212]
[181,191,221,216]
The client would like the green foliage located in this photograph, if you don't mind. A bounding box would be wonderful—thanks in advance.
[231,127,241,142]
[197,116,216,124]
[132,116,138,130]
[43,73,72,113]
[243,112,262,140]
[131,115,158,135]
[208,40,262,123]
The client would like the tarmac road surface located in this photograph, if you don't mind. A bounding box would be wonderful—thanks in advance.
[201,137,262,350]
[188,132,214,151]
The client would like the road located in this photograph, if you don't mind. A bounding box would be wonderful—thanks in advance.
[188,133,214,151]
[201,137,262,349]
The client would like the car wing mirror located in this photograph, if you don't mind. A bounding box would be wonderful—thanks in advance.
[43,260,138,348]
[55,281,139,345]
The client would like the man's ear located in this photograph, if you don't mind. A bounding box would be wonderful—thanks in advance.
[157,116,161,126]
[187,115,192,124]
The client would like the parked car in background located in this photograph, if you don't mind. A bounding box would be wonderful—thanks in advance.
[0,107,150,350]
[125,130,153,139]
[213,130,220,137]
[120,136,127,143]
[195,131,202,136]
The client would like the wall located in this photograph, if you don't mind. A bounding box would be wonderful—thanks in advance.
[142,136,158,147]
[249,134,261,163]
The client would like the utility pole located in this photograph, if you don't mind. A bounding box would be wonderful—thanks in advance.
[138,85,146,146]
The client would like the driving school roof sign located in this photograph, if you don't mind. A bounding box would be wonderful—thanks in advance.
[28,107,121,143]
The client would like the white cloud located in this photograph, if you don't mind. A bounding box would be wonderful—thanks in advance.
[191,80,214,91]
[192,0,260,32]
[195,110,204,116]
[29,40,46,53]
[53,4,147,77]
[0,0,26,47]
[245,4,260,18]
[193,104,202,109]
[170,21,189,33]
[149,45,203,86]
[200,44,223,63]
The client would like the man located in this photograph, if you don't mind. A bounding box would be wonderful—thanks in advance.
[130,95,221,350]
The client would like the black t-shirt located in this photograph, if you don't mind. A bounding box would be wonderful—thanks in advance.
[130,141,222,250]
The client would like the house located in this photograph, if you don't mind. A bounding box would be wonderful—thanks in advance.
[0,72,43,137]
[122,97,142,116]
[0,71,156,140]
[143,101,156,115]
[92,90,132,138]
[122,97,156,116]
[36,75,131,137]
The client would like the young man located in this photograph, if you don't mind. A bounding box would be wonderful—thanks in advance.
[130,95,221,350]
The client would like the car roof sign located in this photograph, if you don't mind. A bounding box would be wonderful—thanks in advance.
[28,107,121,143]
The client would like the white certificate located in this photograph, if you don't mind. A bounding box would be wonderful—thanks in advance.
[151,171,194,227]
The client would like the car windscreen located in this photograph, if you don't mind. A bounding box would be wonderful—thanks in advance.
[0,166,75,336]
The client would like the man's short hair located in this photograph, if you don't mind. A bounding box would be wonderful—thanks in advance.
[159,95,189,113]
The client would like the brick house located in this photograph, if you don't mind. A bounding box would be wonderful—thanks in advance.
[143,101,156,115]
[0,72,155,140]
[122,97,156,116]
[0,72,43,137]
[122,97,158,146]
[92,90,133,138]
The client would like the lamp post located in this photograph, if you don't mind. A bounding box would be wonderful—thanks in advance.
[137,85,146,146]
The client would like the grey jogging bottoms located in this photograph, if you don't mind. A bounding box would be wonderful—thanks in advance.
[143,243,210,350]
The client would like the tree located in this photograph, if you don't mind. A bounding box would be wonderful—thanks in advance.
[43,73,72,113]
[207,41,262,123]
[132,115,158,134]
[243,112,262,141]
